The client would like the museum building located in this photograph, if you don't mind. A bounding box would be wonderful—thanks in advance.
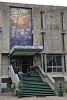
[0,2,67,93]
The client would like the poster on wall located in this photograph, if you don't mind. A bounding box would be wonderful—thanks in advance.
[10,7,33,48]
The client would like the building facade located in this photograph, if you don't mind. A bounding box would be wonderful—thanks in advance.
[0,2,67,90]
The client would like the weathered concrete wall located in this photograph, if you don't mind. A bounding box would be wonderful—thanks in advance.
[1,2,67,53]
[1,54,9,77]
[0,4,2,53]
[1,3,10,53]
[0,2,67,76]
[0,54,1,78]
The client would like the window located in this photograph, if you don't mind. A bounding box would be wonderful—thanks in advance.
[47,55,62,66]
[40,12,44,29]
[41,32,45,49]
[47,56,52,66]
[56,56,61,66]
[47,54,62,72]
[60,12,64,30]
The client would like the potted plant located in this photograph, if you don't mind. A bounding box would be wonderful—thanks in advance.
[58,82,63,96]
[65,88,67,93]
[16,82,23,98]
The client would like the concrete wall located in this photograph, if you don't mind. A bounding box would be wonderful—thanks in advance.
[1,3,10,53]
[0,54,1,81]
[1,54,9,77]
[0,2,67,77]
[0,5,2,53]
[45,12,61,53]
[1,2,67,53]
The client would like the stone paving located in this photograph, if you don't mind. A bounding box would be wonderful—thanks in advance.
[0,93,67,100]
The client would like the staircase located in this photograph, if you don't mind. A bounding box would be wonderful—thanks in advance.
[16,72,55,97]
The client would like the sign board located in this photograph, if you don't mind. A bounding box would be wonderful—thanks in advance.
[0,83,7,89]
[15,45,43,49]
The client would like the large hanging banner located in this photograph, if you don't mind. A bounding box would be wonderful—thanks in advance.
[10,7,33,48]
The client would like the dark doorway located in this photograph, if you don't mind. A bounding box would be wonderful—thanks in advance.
[22,56,33,73]
[10,56,33,73]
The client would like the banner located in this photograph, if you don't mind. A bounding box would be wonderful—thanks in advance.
[10,7,33,48]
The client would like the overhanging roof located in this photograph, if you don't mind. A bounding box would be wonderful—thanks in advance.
[9,46,43,56]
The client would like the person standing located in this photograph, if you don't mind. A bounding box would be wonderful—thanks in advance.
[27,66,30,78]
[18,69,23,81]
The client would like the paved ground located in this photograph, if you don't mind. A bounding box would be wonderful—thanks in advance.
[0,93,67,100]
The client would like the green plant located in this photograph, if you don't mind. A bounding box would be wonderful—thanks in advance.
[58,81,63,90]
[59,82,62,90]
[17,81,23,91]
[58,81,63,96]
[65,88,67,93]
[16,82,23,98]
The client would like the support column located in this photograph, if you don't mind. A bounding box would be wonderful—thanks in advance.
[34,55,37,65]
[0,54,1,77]
[41,53,43,70]
[65,54,67,73]
[44,54,47,73]
[62,54,64,73]
[0,54,1,92]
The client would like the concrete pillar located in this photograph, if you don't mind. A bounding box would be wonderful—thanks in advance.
[0,53,1,92]
[0,54,1,77]
[41,53,43,69]
[44,54,47,73]
[8,56,10,77]
[65,54,67,73]
[62,54,64,73]
[34,55,37,65]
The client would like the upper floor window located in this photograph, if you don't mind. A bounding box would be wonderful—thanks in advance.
[40,11,44,29]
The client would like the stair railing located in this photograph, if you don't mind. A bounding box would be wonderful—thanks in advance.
[37,65,55,90]
[9,65,20,92]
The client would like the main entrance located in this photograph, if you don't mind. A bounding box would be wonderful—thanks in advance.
[10,56,33,73]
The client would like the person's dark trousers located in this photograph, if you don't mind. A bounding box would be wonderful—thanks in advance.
[28,72,30,78]
[19,77,22,81]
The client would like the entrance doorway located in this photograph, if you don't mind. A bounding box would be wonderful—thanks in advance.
[10,56,33,73]
[22,57,32,73]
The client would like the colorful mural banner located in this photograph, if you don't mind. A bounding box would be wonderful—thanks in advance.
[10,7,33,48]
